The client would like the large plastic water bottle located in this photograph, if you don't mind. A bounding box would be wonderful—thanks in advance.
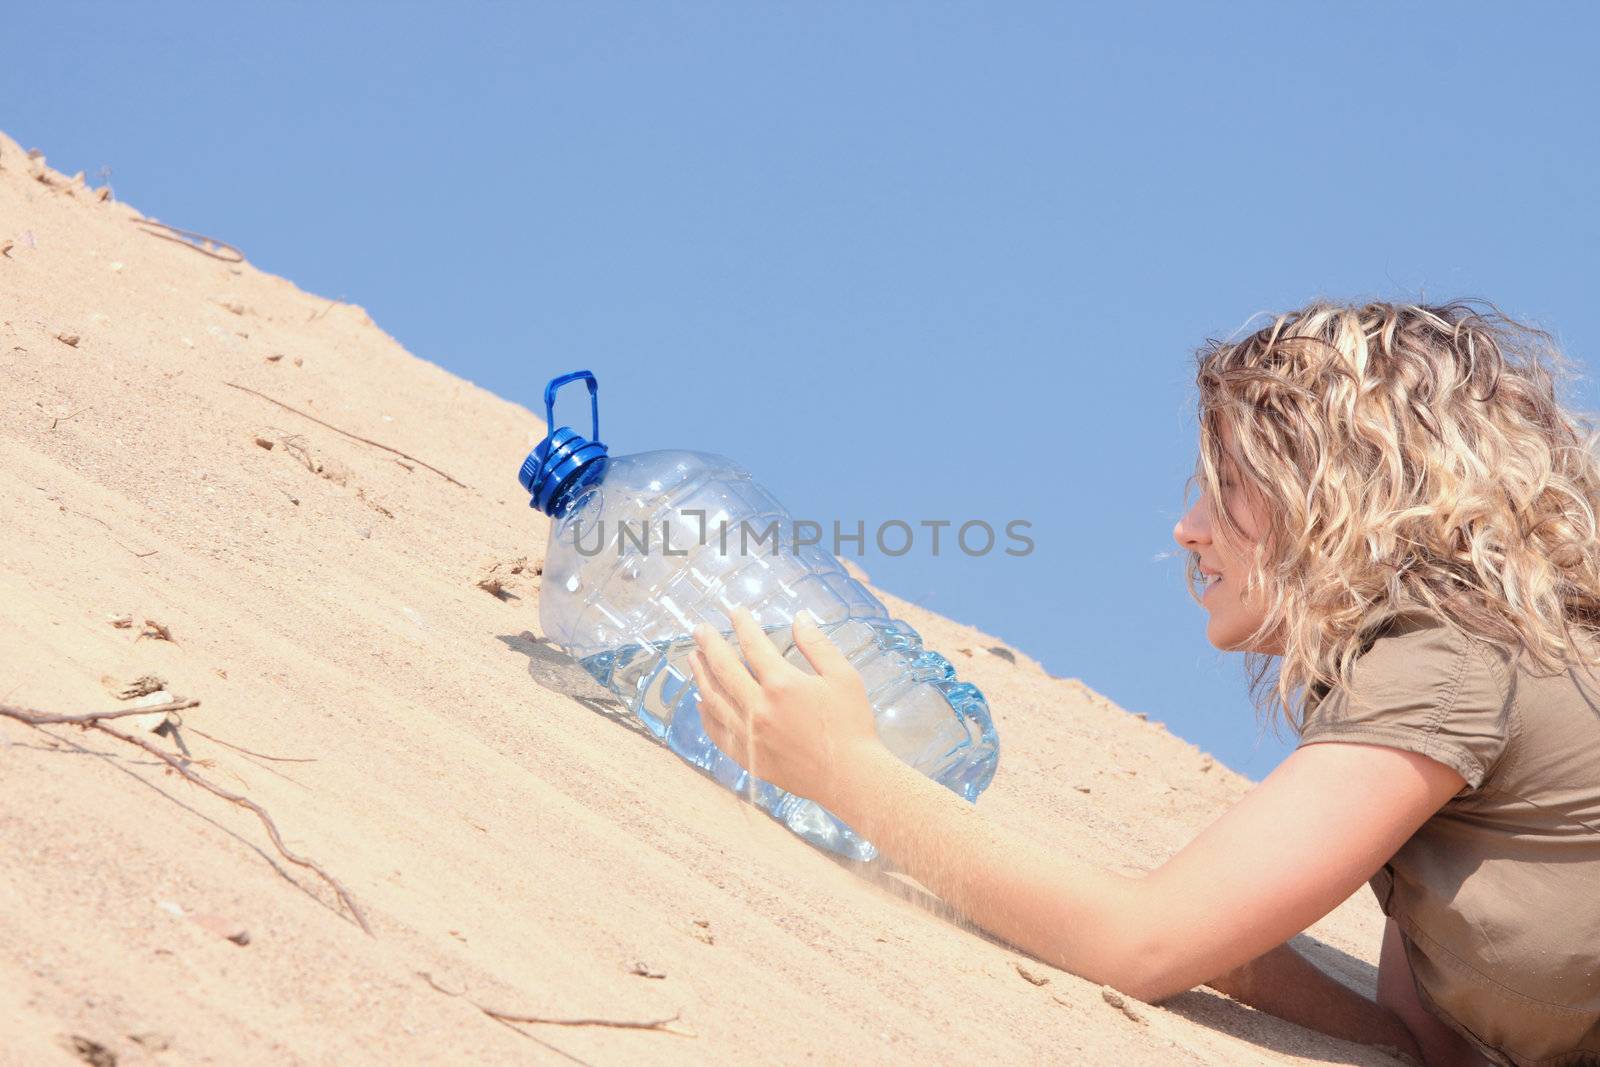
[519,371,999,861]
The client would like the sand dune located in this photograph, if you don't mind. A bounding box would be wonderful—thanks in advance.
[0,129,1402,1065]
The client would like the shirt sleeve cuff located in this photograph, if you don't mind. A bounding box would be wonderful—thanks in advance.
[1296,722,1485,790]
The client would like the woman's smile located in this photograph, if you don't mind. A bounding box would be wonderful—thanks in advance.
[1195,560,1226,604]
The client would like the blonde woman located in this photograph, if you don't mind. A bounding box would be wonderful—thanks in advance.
[690,301,1600,1067]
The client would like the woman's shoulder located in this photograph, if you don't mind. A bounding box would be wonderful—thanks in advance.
[1345,607,1513,697]
[1299,607,1515,792]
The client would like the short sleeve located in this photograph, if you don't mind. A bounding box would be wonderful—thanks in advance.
[1297,613,1513,792]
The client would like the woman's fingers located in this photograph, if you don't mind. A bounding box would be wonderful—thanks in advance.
[729,607,791,685]
[693,623,763,708]
[691,651,761,774]
[690,652,728,719]
[790,609,853,678]
[690,652,739,749]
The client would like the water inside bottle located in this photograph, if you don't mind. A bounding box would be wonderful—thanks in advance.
[578,615,997,861]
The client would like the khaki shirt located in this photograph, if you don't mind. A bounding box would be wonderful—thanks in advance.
[1298,610,1600,1066]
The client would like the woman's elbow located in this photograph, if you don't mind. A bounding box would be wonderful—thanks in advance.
[1087,915,1199,1004]
[1048,932,1182,1004]
[1104,951,1195,1005]
[1043,880,1199,1003]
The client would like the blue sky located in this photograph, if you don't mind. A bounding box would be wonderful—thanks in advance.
[7,3,1597,778]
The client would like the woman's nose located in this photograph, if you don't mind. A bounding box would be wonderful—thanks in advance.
[1173,496,1211,549]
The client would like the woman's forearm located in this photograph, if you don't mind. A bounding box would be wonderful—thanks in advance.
[830,752,1422,1060]
[691,608,1152,981]
[1206,943,1423,1063]
[827,744,1160,994]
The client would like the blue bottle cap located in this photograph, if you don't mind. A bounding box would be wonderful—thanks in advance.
[519,370,609,516]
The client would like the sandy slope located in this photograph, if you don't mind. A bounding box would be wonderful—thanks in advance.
[0,129,1401,1066]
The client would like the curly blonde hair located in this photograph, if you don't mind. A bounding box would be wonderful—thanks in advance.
[1188,299,1600,732]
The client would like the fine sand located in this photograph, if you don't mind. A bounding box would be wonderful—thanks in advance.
[0,129,1404,1066]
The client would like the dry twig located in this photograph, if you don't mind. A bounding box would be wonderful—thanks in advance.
[0,697,370,935]
[183,724,318,763]
[480,1006,686,1035]
[135,219,244,263]
[9,697,199,725]
[52,500,158,559]
[223,381,467,488]
[416,970,689,1037]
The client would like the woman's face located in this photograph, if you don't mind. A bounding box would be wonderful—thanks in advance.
[1173,427,1279,653]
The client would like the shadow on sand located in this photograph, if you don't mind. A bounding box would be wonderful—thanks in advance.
[496,629,657,743]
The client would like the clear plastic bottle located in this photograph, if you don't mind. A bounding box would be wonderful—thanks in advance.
[520,371,999,861]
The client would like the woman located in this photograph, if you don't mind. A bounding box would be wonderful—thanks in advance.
[689,301,1600,1067]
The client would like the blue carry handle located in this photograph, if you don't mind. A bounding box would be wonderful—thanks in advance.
[545,370,599,441]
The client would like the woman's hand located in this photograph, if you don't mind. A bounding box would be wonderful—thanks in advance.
[689,606,886,806]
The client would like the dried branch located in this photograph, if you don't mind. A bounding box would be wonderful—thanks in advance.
[0,698,370,935]
[416,970,689,1038]
[223,381,467,489]
[480,1006,686,1035]
[52,500,159,559]
[49,407,88,429]
[135,219,244,262]
[95,719,371,934]
[182,724,318,763]
[2,697,198,726]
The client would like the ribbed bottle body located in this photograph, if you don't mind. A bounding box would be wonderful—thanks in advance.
[540,449,998,860]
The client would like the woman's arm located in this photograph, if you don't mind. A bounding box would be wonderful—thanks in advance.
[1207,942,1424,1063]
[822,738,1155,986]
[690,608,1465,1009]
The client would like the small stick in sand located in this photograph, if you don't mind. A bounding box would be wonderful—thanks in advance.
[9,697,199,725]
[134,218,245,263]
[0,698,371,936]
[181,723,318,763]
[416,970,690,1037]
[223,381,467,489]
[479,1006,687,1035]
[49,407,88,429]
[52,501,159,559]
